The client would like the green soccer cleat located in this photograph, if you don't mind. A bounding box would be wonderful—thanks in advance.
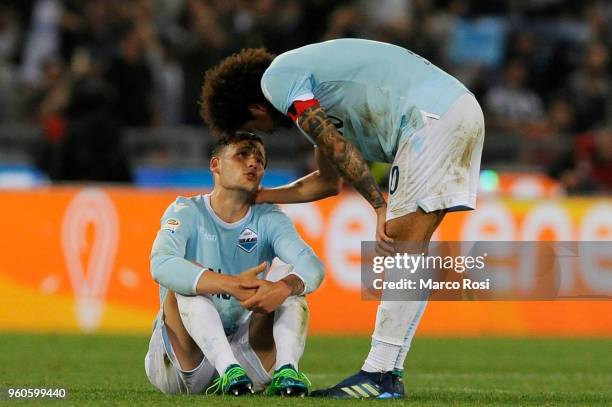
[205,364,253,396]
[267,364,311,397]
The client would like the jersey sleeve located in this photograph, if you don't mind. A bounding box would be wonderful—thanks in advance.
[261,66,316,115]
[150,197,206,295]
[262,206,324,294]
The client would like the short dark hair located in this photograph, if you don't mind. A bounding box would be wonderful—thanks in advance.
[201,48,275,135]
[211,131,267,167]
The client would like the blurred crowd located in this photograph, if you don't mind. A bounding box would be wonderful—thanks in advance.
[0,0,610,192]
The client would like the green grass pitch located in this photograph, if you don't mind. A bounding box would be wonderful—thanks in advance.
[0,334,610,406]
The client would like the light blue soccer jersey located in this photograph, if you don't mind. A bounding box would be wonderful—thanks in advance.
[150,194,323,335]
[261,38,470,163]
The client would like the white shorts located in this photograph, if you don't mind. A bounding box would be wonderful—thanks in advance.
[387,93,485,220]
[144,311,272,394]
[144,260,295,395]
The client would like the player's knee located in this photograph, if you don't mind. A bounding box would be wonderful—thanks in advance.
[282,296,310,335]
[284,295,309,315]
[175,293,213,310]
[175,294,219,328]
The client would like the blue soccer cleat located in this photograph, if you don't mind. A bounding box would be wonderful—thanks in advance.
[391,368,405,398]
[310,370,397,399]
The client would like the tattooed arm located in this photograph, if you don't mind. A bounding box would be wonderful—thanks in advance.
[256,105,386,208]
[298,105,394,252]
[297,105,386,210]
[255,104,393,251]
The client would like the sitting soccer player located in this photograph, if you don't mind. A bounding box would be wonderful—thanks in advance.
[144,131,323,396]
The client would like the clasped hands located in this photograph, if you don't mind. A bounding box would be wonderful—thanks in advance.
[227,262,292,314]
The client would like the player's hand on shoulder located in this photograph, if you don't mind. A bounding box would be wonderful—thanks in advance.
[253,186,267,204]
[255,187,278,205]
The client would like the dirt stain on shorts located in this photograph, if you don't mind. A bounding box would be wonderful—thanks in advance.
[460,128,480,168]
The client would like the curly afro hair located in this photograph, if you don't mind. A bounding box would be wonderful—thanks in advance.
[201,48,276,135]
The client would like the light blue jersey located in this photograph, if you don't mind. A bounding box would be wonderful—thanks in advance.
[150,194,323,335]
[261,38,470,163]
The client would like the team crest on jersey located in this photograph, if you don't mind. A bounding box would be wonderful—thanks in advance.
[238,228,258,253]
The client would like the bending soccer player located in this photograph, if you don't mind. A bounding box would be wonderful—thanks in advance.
[144,132,323,397]
[201,39,485,398]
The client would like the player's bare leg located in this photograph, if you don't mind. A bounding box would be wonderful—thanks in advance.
[312,208,445,399]
[385,208,446,246]
[365,209,444,385]
[379,208,446,396]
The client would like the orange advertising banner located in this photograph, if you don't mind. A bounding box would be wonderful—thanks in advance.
[0,187,610,336]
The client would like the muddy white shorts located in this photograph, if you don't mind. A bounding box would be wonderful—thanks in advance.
[144,261,295,395]
[387,93,485,220]
[144,311,272,395]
